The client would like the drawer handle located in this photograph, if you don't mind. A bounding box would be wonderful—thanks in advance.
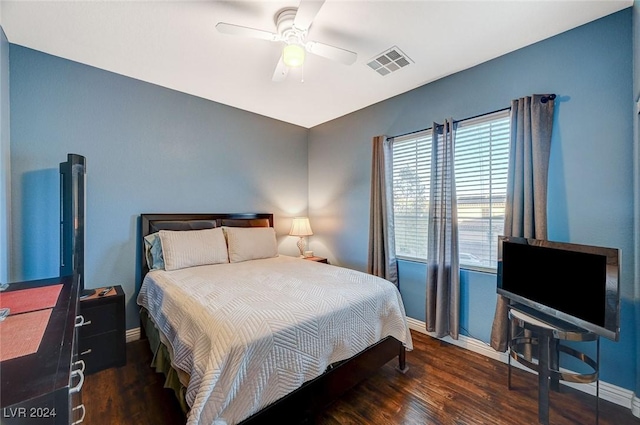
[69,368,85,394]
[74,359,86,373]
[80,348,92,356]
[71,404,86,424]
[75,316,92,327]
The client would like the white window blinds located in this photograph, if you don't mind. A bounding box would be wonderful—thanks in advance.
[455,110,510,269]
[392,131,431,260]
[391,109,510,270]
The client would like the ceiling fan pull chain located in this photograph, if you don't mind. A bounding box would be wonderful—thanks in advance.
[301,63,305,83]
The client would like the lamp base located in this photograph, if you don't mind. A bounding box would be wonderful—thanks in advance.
[297,237,306,257]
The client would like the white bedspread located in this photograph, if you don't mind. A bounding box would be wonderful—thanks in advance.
[137,255,413,425]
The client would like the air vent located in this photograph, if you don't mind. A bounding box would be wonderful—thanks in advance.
[367,46,413,76]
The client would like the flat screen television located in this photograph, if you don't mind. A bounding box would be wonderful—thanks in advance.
[497,236,620,341]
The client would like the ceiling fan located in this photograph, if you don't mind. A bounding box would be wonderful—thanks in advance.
[216,0,357,82]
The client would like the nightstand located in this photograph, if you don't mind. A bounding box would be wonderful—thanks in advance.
[78,285,126,374]
[304,256,329,264]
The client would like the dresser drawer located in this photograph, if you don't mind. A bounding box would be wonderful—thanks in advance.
[79,302,121,338]
[78,285,126,375]
[78,330,126,374]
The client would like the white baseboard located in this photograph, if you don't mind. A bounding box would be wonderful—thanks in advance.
[406,317,638,417]
[126,327,141,343]
[632,393,640,418]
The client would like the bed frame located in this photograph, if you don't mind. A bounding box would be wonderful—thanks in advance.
[139,213,407,424]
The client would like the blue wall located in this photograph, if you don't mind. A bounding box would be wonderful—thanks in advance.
[309,9,636,391]
[0,27,9,285]
[632,0,640,404]
[9,46,309,329]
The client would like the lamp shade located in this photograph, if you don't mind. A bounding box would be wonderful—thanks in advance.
[289,217,313,236]
[283,43,305,68]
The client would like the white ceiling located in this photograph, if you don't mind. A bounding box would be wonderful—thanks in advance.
[1,0,633,128]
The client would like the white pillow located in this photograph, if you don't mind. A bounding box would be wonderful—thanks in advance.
[224,227,278,263]
[159,228,229,271]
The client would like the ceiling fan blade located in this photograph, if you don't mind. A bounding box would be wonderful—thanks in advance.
[306,41,357,65]
[293,0,325,31]
[272,56,289,82]
[216,22,280,42]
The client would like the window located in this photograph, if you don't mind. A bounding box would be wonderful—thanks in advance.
[391,110,510,270]
[392,131,431,260]
[455,111,510,269]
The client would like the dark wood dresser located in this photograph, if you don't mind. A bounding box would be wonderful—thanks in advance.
[77,285,126,375]
[0,275,85,424]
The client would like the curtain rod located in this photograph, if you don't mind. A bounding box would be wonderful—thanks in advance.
[387,94,556,140]
[540,94,556,103]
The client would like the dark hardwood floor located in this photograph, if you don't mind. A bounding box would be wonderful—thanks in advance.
[83,330,640,424]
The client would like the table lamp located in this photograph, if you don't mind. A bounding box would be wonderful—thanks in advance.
[289,217,313,257]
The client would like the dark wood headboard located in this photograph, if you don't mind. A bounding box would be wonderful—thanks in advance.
[140,213,274,281]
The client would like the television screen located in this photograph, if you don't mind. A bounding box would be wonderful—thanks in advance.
[497,236,620,341]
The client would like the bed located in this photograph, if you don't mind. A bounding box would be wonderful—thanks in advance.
[136,213,413,425]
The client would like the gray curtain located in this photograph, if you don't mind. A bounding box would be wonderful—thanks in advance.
[426,119,460,339]
[368,135,399,285]
[490,94,555,352]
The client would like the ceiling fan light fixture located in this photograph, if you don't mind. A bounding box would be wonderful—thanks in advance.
[283,43,305,67]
